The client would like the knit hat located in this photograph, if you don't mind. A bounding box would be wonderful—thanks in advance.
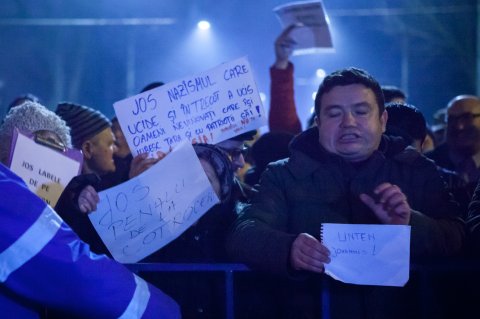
[0,101,72,164]
[56,102,111,149]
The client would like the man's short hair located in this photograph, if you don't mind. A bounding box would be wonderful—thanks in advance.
[381,85,406,103]
[385,102,427,144]
[314,67,385,116]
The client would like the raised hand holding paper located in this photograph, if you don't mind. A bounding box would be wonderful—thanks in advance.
[274,0,334,55]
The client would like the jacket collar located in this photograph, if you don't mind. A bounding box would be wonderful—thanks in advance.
[287,128,408,178]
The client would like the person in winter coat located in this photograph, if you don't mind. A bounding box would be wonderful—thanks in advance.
[227,67,465,319]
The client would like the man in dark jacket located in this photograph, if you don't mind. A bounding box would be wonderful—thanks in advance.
[227,67,465,319]
[426,95,480,194]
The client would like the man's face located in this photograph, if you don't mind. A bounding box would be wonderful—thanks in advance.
[216,139,246,172]
[447,97,480,156]
[85,127,118,175]
[111,120,130,158]
[200,158,221,199]
[316,84,387,162]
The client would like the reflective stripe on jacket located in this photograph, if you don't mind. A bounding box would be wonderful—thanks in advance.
[0,164,180,318]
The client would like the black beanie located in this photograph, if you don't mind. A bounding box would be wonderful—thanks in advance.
[55,102,111,149]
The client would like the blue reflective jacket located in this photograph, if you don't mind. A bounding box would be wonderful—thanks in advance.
[0,164,180,318]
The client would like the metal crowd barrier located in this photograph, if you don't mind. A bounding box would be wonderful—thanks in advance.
[127,263,250,319]
[126,259,480,319]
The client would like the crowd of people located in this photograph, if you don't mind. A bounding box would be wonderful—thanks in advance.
[2,23,480,319]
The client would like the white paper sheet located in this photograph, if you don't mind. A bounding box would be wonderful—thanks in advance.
[322,223,411,287]
[114,56,266,157]
[9,130,82,207]
[274,0,334,55]
[88,142,219,263]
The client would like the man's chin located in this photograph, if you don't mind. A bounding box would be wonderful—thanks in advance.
[102,166,116,176]
[337,150,369,162]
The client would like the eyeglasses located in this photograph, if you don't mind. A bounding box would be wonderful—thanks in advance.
[218,145,248,162]
[448,113,480,125]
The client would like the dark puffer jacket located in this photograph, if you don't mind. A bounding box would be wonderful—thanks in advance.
[226,128,465,319]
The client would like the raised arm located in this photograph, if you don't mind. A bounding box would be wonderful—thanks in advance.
[269,24,303,135]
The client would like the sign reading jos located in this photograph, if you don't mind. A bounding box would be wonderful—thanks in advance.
[88,142,219,263]
[114,56,266,156]
[8,129,83,207]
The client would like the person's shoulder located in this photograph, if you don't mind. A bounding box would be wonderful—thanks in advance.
[425,142,449,159]
[393,145,438,168]
[264,157,291,175]
[259,157,294,183]
[381,135,436,168]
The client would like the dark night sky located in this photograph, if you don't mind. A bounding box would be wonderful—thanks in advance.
[0,0,476,128]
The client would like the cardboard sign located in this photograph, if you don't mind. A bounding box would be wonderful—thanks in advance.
[274,0,334,55]
[88,142,219,263]
[8,129,83,207]
[114,56,266,156]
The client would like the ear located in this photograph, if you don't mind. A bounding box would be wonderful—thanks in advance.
[380,110,388,133]
[315,115,320,127]
[82,141,93,159]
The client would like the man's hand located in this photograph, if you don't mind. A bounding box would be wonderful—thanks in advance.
[359,183,411,225]
[78,185,99,214]
[128,151,168,179]
[290,233,330,273]
[274,23,303,69]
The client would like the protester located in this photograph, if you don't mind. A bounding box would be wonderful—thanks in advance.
[243,131,294,186]
[381,85,406,103]
[0,101,71,165]
[268,24,303,135]
[56,102,118,177]
[6,93,41,113]
[215,130,257,198]
[226,67,465,318]
[467,180,480,253]
[99,116,134,189]
[0,101,98,213]
[101,81,166,189]
[138,143,236,318]
[53,102,120,254]
[426,95,480,194]
[385,102,471,218]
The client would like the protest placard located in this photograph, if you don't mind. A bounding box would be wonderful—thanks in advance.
[8,129,83,207]
[114,56,266,156]
[274,0,334,55]
[88,141,219,263]
[321,223,411,287]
